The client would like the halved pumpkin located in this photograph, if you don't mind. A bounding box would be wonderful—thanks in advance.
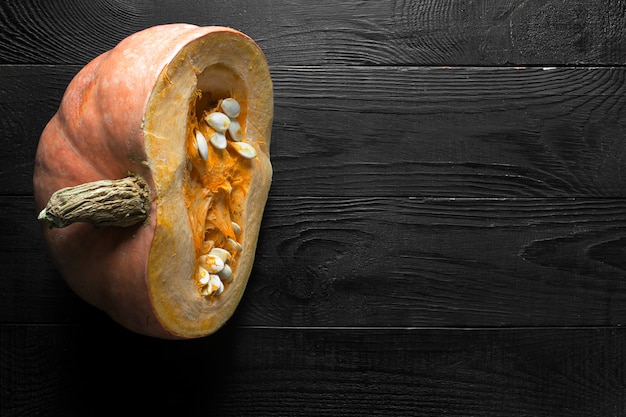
[33,24,273,339]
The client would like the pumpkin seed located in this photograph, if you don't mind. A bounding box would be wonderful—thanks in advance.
[205,112,231,132]
[231,221,241,235]
[209,247,231,263]
[218,264,233,282]
[208,274,224,296]
[199,269,224,297]
[228,119,243,141]
[195,130,209,161]
[200,254,225,273]
[198,267,211,285]
[227,237,242,253]
[209,131,227,150]
[220,98,241,118]
[231,141,257,159]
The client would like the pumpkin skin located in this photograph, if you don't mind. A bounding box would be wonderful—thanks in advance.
[33,24,273,339]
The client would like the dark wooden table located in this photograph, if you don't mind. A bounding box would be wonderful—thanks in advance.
[2,1,626,415]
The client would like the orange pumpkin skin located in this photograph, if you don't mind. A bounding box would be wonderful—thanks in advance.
[33,24,273,339]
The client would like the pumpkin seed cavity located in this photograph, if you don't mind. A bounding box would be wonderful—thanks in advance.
[189,97,254,298]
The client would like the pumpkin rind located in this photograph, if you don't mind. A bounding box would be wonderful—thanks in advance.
[33,24,273,339]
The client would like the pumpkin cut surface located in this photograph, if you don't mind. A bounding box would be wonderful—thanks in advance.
[33,24,273,339]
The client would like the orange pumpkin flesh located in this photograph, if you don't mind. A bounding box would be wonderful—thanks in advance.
[33,24,273,339]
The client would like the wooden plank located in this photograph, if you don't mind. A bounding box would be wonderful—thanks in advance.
[2,325,625,416]
[0,0,624,66]
[2,65,626,197]
[4,195,626,327]
[270,65,626,198]
[0,66,69,195]
[0,196,96,324]
[246,196,626,328]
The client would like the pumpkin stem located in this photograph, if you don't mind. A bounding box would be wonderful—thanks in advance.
[38,176,151,229]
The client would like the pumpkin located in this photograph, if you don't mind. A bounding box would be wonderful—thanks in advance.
[33,24,273,339]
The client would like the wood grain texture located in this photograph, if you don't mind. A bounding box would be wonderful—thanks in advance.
[270,65,626,198]
[4,195,626,327]
[2,65,625,197]
[0,0,624,66]
[246,196,626,327]
[2,325,625,416]
[2,1,626,416]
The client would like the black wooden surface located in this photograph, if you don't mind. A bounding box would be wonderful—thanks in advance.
[2,1,626,415]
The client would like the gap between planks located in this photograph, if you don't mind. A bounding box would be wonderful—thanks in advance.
[1,323,624,331]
